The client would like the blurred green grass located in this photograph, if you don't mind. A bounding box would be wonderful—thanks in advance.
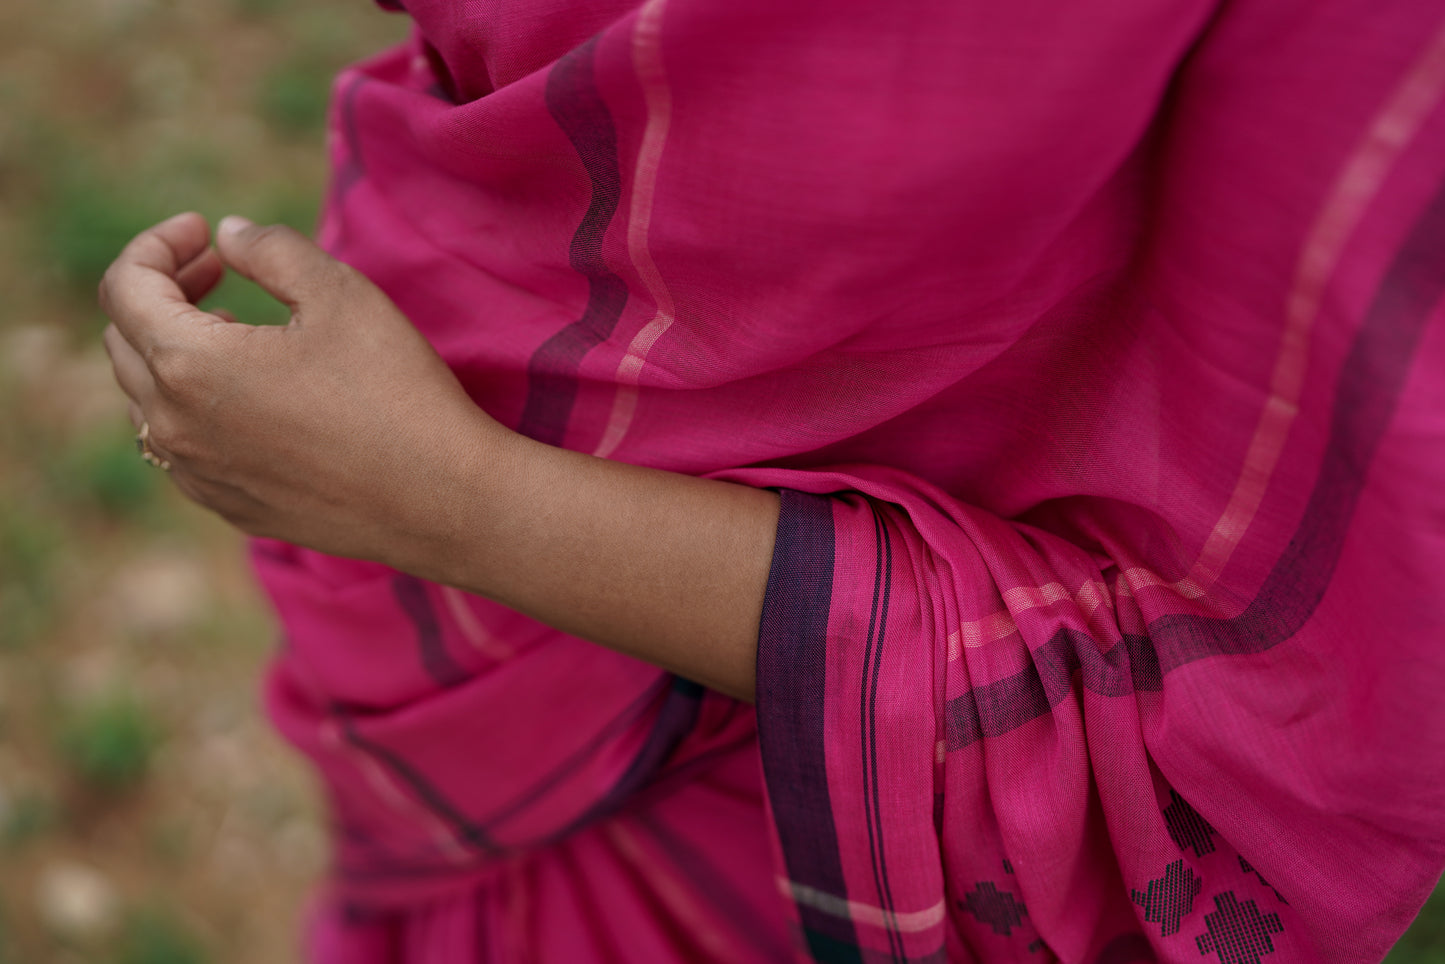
[256,56,334,140]
[34,159,317,328]
[0,2,406,959]
[46,429,161,522]
[114,905,208,964]
[1,794,59,851]
[59,694,161,792]
[0,507,64,652]
[44,175,162,300]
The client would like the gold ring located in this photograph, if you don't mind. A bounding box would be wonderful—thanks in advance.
[135,422,172,472]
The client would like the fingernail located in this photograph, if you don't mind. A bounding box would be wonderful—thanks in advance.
[218,215,254,237]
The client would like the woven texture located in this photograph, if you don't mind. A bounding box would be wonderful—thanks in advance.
[250,0,1445,960]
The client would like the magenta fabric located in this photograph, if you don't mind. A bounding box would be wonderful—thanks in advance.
[252,0,1445,960]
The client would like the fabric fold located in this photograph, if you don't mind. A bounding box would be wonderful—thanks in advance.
[253,0,1445,959]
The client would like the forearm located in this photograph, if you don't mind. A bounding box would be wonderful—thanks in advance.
[416,413,780,701]
[96,214,778,700]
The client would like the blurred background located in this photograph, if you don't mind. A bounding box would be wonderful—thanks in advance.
[0,0,1439,962]
[0,0,404,960]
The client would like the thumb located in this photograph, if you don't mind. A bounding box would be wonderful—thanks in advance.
[215,216,346,312]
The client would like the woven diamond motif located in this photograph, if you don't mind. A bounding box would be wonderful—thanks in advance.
[1132,859,1203,936]
[1195,891,1284,964]
[960,881,1028,936]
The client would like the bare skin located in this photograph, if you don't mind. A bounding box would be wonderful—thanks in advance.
[99,212,779,701]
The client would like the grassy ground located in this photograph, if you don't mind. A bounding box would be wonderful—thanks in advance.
[0,1,1440,962]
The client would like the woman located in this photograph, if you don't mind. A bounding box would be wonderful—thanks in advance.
[99,0,1445,960]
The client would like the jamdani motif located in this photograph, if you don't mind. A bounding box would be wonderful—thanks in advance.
[1132,862,1204,938]
[1194,893,1285,964]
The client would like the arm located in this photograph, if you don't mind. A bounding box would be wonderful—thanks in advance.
[99,212,778,701]
[98,165,1445,964]
[435,427,779,701]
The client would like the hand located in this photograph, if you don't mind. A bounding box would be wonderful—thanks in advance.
[100,212,777,700]
[99,212,501,574]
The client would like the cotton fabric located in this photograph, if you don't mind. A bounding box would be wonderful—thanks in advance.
[252,0,1445,960]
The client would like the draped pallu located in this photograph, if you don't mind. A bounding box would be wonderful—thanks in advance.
[253,0,1445,960]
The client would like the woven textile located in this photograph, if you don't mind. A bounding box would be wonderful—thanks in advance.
[251,0,1445,960]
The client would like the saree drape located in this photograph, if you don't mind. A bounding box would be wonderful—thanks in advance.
[251,0,1445,960]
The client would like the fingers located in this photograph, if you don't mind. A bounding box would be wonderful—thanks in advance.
[103,322,156,408]
[214,216,346,312]
[99,212,215,355]
[176,246,225,305]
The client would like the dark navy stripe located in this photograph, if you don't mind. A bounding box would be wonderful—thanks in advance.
[339,676,700,874]
[479,675,672,831]
[392,574,468,688]
[335,710,501,855]
[545,676,705,842]
[589,728,760,814]
[521,36,630,446]
[946,172,1445,750]
[757,489,863,962]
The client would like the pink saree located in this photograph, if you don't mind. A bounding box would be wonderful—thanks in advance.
[251,0,1445,960]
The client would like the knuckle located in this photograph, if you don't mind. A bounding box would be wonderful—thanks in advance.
[146,342,199,394]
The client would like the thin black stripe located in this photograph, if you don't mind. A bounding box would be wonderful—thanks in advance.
[860,505,902,963]
[477,675,671,831]
[392,575,468,688]
[857,508,885,940]
[946,172,1445,750]
[871,508,902,960]
[641,812,798,962]
[521,36,629,446]
[542,676,704,843]
[335,676,699,876]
